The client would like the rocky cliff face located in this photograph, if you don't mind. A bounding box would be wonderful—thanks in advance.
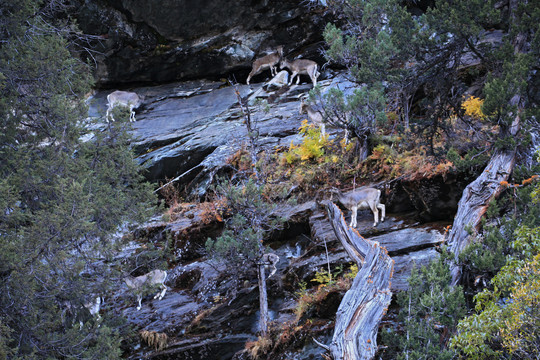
[79,2,474,358]
[88,70,468,358]
[74,0,328,85]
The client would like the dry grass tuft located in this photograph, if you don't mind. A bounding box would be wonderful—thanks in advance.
[140,330,168,351]
[245,336,273,359]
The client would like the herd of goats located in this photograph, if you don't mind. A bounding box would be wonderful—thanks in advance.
[104,46,320,124]
[81,47,386,323]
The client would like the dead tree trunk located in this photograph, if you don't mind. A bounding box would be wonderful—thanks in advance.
[446,145,518,285]
[257,263,269,336]
[323,202,394,360]
[448,87,522,283]
[447,4,526,284]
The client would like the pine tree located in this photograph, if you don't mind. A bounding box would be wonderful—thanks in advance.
[0,0,155,358]
[205,84,284,336]
[451,159,540,359]
[322,0,538,155]
[206,179,284,337]
[382,251,466,359]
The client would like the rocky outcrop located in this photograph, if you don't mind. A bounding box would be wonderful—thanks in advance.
[122,198,448,358]
[87,75,350,197]
[91,71,465,360]
[73,0,329,85]
[288,208,447,292]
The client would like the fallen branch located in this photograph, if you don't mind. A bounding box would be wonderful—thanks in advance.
[154,164,203,193]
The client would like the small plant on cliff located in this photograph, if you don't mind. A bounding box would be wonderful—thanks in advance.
[462,95,487,120]
[381,250,466,360]
[451,161,540,359]
[294,264,357,323]
[206,179,284,336]
[282,120,329,164]
[206,83,285,337]
[140,330,168,351]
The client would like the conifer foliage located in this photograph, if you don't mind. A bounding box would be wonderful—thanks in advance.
[0,0,155,358]
[323,0,539,154]
[382,251,466,360]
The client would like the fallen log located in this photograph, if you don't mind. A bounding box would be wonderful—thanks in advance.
[319,202,394,360]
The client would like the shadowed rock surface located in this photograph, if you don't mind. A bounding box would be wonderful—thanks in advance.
[72,0,330,85]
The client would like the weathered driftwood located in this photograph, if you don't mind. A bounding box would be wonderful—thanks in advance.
[320,202,394,360]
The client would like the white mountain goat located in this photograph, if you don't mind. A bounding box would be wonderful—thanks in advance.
[246,46,284,85]
[124,269,168,311]
[60,296,103,329]
[80,296,102,328]
[106,90,143,122]
[280,58,320,86]
[260,253,280,279]
[330,187,386,227]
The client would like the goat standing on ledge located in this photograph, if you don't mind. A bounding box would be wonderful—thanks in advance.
[330,187,385,227]
[246,46,284,85]
[260,253,280,279]
[280,58,320,86]
[124,269,168,311]
[106,90,142,122]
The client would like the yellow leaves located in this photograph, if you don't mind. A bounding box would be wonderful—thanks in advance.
[340,136,353,152]
[298,119,310,133]
[371,144,389,159]
[497,257,540,356]
[282,122,328,164]
[311,267,332,286]
[344,263,359,280]
[462,95,486,119]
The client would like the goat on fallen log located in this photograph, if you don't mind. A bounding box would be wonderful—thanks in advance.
[313,203,393,360]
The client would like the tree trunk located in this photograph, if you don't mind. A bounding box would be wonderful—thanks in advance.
[448,91,522,284]
[324,202,394,360]
[257,263,269,336]
[447,146,518,285]
[447,1,526,283]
